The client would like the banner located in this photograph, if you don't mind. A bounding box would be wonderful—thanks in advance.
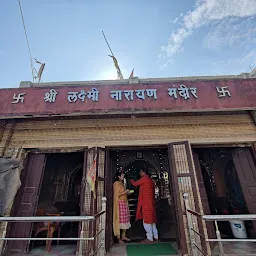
[86,154,97,198]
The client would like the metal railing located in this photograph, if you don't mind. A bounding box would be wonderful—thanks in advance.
[0,197,107,256]
[183,193,256,256]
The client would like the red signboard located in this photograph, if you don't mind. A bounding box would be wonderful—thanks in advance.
[0,79,256,118]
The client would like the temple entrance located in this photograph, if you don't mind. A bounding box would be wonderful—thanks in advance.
[6,152,84,255]
[30,153,84,252]
[193,147,256,239]
[108,148,178,244]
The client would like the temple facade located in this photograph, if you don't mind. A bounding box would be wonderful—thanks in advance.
[1,73,256,255]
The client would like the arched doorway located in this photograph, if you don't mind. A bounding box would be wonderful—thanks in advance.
[124,159,159,193]
[109,148,178,244]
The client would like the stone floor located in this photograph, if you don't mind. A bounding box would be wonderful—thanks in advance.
[212,242,256,256]
[5,245,77,256]
[5,241,256,255]
[107,242,180,256]
[107,241,256,256]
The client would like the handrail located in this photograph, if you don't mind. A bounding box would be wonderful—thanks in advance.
[0,197,107,256]
[203,214,256,221]
[1,237,95,241]
[0,216,95,222]
[183,193,256,256]
[207,238,256,242]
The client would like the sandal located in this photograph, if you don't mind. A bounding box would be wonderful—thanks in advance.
[122,237,131,242]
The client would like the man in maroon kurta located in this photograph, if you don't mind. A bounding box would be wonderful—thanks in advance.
[130,169,158,243]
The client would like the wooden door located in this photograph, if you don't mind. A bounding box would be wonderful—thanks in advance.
[7,154,47,253]
[192,151,216,243]
[77,149,88,254]
[79,148,94,256]
[94,147,107,253]
[232,147,256,230]
[105,149,114,252]
[168,142,205,256]
[80,147,106,256]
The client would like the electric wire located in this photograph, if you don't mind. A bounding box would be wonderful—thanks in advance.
[17,0,35,82]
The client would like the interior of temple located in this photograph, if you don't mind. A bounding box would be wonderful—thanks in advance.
[195,147,252,238]
[109,148,178,243]
[30,152,84,252]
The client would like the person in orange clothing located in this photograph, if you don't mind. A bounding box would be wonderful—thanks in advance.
[130,169,158,243]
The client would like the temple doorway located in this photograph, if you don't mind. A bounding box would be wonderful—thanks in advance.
[108,148,178,245]
[30,153,84,252]
[193,147,256,239]
[6,152,84,255]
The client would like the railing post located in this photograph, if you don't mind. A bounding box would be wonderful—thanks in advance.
[78,221,85,256]
[0,226,7,256]
[214,221,224,256]
[100,197,107,256]
[183,193,198,256]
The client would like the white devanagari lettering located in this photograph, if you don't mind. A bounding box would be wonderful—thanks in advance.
[110,90,122,101]
[124,90,134,101]
[87,88,99,102]
[135,90,145,100]
[44,89,57,103]
[68,92,78,103]
[146,89,157,100]
[78,90,87,102]
[178,84,190,100]
[190,88,198,99]
[168,88,178,99]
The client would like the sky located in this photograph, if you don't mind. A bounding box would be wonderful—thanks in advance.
[0,0,256,88]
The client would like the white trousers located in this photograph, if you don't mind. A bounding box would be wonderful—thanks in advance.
[143,222,158,241]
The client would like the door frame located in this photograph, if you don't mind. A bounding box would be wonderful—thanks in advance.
[105,146,178,245]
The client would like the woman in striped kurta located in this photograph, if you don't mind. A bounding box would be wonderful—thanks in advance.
[113,172,131,243]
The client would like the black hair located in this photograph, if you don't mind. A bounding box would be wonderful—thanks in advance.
[114,171,124,182]
[140,168,149,175]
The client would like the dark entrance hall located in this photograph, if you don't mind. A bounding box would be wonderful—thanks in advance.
[5,152,84,255]
[193,147,256,239]
[108,148,178,244]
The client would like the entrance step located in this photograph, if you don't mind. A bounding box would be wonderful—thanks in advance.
[108,242,180,256]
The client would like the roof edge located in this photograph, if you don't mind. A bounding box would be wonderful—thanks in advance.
[20,72,255,88]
